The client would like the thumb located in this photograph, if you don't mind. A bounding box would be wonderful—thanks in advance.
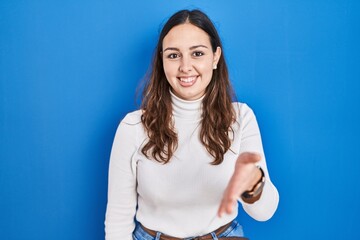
[237,152,262,164]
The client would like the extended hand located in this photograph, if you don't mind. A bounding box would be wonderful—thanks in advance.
[217,152,262,217]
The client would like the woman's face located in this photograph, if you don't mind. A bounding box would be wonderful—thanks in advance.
[162,23,221,101]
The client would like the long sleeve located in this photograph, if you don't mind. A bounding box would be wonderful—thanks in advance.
[105,113,141,240]
[236,104,279,221]
[104,102,278,239]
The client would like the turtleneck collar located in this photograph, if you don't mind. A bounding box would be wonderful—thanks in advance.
[170,91,203,120]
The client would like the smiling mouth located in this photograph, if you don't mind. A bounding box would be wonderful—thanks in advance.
[179,76,197,83]
[177,76,198,87]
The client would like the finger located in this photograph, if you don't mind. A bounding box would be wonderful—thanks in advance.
[218,187,231,217]
[217,196,227,217]
[218,186,241,217]
[225,195,237,214]
[217,202,224,217]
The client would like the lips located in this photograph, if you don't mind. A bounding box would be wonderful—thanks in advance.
[177,76,198,87]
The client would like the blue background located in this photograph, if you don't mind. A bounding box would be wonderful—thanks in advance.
[1,0,359,239]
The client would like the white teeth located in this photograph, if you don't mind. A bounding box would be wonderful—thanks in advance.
[179,76,196,83]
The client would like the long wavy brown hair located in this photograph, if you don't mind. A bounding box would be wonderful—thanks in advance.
[141,9,237,165]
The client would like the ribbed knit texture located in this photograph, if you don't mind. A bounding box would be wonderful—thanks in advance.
[105,92,279,240]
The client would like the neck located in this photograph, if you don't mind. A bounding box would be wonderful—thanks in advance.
[170,91,203,120]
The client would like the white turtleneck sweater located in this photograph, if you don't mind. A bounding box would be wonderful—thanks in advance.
[105,92,279,240]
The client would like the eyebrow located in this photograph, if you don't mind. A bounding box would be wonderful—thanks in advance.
[163,45,208,52]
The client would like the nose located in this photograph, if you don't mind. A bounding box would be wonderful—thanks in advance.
[179,55,192,72]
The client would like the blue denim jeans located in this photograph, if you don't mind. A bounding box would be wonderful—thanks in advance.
[132,219,244,240]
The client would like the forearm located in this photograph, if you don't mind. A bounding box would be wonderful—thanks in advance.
[239,178,279,221]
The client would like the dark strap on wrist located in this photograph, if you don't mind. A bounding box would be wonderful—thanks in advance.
[241,167,265,204]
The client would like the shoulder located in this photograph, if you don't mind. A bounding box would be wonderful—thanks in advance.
[232,102,256,119]
[113,109,144,143]
[121,109,143,125]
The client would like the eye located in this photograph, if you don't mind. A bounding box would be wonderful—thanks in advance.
[192,51,204,57]
[167,53,180,59]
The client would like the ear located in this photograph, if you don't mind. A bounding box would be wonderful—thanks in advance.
[213,47,222,66]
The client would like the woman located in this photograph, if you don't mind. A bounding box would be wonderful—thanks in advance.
[105,9,279,240]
